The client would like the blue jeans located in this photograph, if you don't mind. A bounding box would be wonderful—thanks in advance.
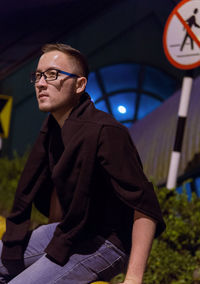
[0,223,128,283]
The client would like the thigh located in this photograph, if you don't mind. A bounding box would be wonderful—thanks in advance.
[54,237,128,284]
[23,222,59,266]
[8,236,128,284]
[0,223,58,283]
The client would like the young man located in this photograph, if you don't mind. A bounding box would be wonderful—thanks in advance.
[0,43,165,284]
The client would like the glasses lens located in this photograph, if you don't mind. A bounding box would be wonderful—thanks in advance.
[45,69,58,81]
[31,72,42,83]
[30,69,58,83]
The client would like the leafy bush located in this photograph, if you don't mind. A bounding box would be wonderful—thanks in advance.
[0,152,27,215]
[143,187,200,284]
[0,154,200,283]
[0,152,48,226]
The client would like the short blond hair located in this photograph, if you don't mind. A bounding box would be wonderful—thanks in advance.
[42,43,89,79]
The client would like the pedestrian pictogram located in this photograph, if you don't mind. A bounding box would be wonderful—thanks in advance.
[0,95,13,138]
[180,7,200,51]
[163,0,200,70]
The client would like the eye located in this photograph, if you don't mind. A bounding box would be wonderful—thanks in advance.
[45,69,57,78]
[35,72,41,80]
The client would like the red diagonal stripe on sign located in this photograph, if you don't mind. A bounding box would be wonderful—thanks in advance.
[176,11,200,48]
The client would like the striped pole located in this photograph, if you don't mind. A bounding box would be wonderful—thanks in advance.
[166,75,193,189]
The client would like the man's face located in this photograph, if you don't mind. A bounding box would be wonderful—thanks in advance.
[35,50,81,117]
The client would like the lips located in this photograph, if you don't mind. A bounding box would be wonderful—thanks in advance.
[38,93,48,99]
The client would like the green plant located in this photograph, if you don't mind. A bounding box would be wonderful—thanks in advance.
[0,152,48,226]
[0,152,27,215]
[143,187,200,284]
[1,154,200,283]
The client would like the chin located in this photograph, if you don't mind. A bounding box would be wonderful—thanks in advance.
[38,104,52,113]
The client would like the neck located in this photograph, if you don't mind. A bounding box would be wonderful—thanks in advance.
[51,96,81,127]
[52,107,73,128]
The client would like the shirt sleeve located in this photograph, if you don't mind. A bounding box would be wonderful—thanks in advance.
[97,125,166,237]
[1,130,51,261]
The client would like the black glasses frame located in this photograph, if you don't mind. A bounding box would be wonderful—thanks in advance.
[31,68,79,83]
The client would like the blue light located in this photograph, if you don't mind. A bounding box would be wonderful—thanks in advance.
[118,105,127,114]
[109,93,135,121]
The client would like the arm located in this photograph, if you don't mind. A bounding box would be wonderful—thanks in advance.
[121,210,156,284]
[97,126,165,283]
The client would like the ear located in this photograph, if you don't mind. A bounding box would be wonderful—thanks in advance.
[76,77,87,94]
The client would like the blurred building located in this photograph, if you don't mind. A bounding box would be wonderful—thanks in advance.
[129,76,200,197]
[0,0,200,192]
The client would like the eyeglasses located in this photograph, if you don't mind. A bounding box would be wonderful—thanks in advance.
[30,68,79,83]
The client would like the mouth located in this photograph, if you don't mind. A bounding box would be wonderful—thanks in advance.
[38,93,49,99]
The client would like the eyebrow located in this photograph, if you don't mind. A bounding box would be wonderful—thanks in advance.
[35,66,60,72]
[34,68,79,78]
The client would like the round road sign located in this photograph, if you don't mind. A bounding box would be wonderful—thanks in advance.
[163,0,200,69]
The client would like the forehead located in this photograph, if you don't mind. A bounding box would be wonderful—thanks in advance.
[37,50,75,71]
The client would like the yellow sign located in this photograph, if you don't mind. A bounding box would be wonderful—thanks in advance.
[91,273,125,283]
[0,215,6,239]
[0,95,13,138]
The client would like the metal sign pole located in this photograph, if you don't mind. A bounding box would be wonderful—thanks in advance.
[166,74,193,189]
[163,0,200,189]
